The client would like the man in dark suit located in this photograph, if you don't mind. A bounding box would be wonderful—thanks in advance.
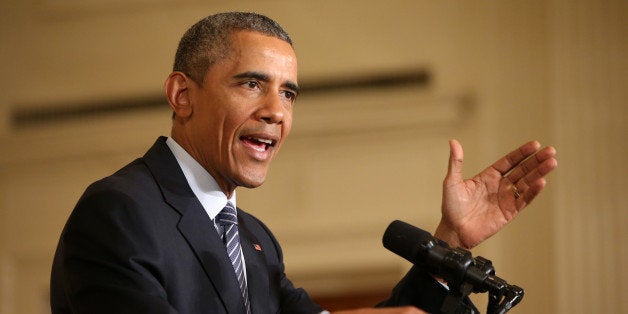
[50,12,557,313]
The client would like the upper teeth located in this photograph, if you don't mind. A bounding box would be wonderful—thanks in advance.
[256,138,273,145]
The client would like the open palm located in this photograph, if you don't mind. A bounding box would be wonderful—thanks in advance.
[435,139,557,249]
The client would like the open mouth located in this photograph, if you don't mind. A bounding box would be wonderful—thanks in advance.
[240,136,277,152]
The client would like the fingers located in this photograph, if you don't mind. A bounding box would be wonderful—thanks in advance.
[506,146,557,182]
[492,141,557,207]
[520,177,547,205]
[511,148,557,205]
[445,139,464,185]
[491,141,542,175]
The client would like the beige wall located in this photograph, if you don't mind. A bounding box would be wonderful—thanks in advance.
[0,0,626,313]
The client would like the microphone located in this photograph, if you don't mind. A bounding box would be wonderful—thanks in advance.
[382,220,524,311]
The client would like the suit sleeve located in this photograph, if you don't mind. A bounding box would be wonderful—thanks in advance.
[51,188,178,314]
[377,266,478,313]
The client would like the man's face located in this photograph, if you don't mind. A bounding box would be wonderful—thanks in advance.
[182,31,298,195]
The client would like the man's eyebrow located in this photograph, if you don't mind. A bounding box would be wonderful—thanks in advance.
[233,71,300,94]
[233,71,269,82]
[284,81,300,95]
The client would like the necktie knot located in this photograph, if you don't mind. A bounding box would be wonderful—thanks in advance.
[216,202,238,226]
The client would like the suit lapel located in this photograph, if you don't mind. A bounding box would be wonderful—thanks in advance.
[143,137,247,313]
[176,206,246,313]
[239,215,270,313]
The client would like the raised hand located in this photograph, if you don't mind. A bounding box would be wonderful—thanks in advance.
[434,139,557,249]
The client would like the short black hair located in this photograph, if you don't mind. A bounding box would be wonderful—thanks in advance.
[173,12,293,84]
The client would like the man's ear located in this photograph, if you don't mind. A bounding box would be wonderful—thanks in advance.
[164,72,193,118]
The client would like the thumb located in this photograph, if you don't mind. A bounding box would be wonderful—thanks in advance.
[445,139,464,185]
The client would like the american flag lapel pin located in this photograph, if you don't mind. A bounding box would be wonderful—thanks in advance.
[253,244,262,251]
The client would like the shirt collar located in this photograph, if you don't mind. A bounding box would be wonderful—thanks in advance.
[165,137,236,220]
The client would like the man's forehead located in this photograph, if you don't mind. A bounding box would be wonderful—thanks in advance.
[225,32,297,74]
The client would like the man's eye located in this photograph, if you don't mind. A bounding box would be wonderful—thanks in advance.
[282,91,296,101]
[245,81,259,89]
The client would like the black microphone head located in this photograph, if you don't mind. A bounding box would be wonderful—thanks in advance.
[382,220,434,264]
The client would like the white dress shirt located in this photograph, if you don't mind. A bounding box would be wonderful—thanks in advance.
[165,137,247,278]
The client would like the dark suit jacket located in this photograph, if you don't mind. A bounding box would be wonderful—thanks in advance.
[51,137,456,313]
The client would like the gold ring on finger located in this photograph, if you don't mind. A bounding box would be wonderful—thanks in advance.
[513,186,521,199]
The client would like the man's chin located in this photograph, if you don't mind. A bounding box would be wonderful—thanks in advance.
[234,172,268,189]
[239,181,265,189]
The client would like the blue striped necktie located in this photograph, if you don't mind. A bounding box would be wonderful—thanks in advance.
[216,202,251,313]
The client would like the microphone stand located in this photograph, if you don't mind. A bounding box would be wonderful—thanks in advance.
[418,238,524,314]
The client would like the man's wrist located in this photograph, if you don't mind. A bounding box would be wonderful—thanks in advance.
[434,220,462,248]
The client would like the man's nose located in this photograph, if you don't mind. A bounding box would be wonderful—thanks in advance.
[255,92,285,124]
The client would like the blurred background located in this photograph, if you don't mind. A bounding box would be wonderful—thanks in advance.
[0,0,626,313]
